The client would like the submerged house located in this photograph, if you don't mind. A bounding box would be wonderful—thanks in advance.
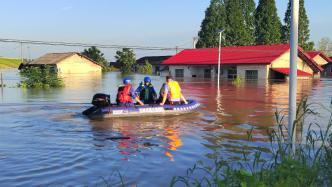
[306,51,332,77]
[162,44,323,80]
[322,62,332,77]
[136,55,171,75]
[21,52,102,73]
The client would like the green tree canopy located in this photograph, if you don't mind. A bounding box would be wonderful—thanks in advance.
[19,65,64,88]
[225,0,254,46]
[240,0,256,45]
[282,0,314,50]
[196,0,226,48]
[81,46,109,70]
[196,0,256,48]
[115,48,136,73]
[255,0,282,45]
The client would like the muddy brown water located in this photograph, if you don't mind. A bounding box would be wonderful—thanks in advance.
[0,70,331,186]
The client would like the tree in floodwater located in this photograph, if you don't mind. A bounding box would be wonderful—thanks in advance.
[115,48,136,73]
[81,46,109,71]
[240,0,256,45]
[282,0,314,50]
[255,0,282,45]
[137,60,153,75]
[317,37,332,56]
[225,0,254,46]
[19,65,64,88]
[196,0,226,48]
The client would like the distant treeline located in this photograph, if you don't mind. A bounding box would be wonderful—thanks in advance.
[81,46,152,74]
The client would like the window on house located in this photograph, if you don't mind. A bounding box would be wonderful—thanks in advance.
[175,69,184,77]
[245,70,258,80]
[227,67,237,79]
[204,69,211,78]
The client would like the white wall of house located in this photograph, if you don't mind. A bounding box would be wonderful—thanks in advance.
[168,65,215,78]
[168,65,190,77]
[167,64,270,79]
[237,64,269,80]
[219,65,237,79]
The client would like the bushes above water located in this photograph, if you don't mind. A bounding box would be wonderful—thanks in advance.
[137,60,153,75]
[171,98,332,187]
[19,65,64,88]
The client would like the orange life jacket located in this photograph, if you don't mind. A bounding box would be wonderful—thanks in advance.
[117,85,133,103]
[167,81,181,100]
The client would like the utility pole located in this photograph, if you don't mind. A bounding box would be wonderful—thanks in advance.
[20,42,23,63]
[216,29,224,91]
[289,0,299,155]
[175,46,179,54]
[27,46,31,62]
[193,37,198,48]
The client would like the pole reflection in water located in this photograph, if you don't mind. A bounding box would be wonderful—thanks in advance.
[1,86,3,102]
[216,88,223,115]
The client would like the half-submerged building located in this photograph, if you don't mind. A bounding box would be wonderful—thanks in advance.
[162,44,323,80]
[21,52,102,73]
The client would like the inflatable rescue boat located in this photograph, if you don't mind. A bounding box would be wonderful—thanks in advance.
[82,93,200,118]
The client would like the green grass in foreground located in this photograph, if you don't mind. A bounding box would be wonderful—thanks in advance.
[170,98,332,187]
[0,57,21,69]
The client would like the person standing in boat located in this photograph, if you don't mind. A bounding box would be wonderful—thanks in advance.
[116,77,144,106]
[159,76,188,105]
[135,76,158,104]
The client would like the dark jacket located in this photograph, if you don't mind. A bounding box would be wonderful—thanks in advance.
[135,82,157,104]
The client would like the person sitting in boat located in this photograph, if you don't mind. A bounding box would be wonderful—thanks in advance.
[135,76,158,104]
[157,82,168,104]
[159,76,188,105]
[116,77,144,106]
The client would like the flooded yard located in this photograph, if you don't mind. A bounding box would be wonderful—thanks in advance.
[0,70,331,186]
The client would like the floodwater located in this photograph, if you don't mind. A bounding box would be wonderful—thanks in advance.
[0,69,331,186]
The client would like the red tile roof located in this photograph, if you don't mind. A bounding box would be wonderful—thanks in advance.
[306,51,332,62]
[306,51,321,58]
[163,44,290,65]
[271,68,312,77]
[299,50,324,72]
[163,44,323,72]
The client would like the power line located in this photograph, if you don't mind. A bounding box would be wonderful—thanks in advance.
[2,38,331,54]
[0,38,186,51]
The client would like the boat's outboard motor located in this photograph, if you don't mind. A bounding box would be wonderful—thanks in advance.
[92,93,110,107]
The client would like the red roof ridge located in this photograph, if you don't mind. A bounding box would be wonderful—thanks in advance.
[306,51,332,63]
[183,43,290,51]
[299,49,324,72]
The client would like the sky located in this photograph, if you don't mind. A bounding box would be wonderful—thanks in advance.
[0,0,331,61]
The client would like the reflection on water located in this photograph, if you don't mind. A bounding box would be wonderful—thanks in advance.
[89,115,193,162]
[0,70,331,186]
